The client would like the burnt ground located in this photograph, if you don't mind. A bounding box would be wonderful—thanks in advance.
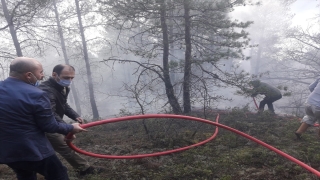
[1,108,320,180]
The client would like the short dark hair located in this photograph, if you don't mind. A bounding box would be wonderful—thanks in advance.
[10,61,35,74]
[53,64,75,75]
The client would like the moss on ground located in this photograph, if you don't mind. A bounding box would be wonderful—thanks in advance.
[1,109,320,180]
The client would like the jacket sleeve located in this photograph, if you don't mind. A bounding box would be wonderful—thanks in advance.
[34,92,73,135]
[43,89,65,123]
[64,103,80,121]
[253,84,272,96]
[250,87,259,97]
[309,79,320,92]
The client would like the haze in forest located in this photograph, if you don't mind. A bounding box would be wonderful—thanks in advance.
[0,0,319,120]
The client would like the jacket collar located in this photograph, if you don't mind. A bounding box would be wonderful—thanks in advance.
[6,77,30,85]
[6,77,25,83]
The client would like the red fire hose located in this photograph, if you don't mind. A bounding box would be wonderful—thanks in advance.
[67,114,219,159]
[67,114,320,177]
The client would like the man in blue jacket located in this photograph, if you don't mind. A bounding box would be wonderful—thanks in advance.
[0,57,86,180]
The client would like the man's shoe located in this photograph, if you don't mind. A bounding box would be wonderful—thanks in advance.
[295,132,302,140]
[78,166,104,176]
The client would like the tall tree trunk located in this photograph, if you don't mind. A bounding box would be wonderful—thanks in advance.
[254,45,262,75]
[254,33,265,76]
[1,0,23,56]
[53,0,82,115]
[74,0,99,119]
[160,0,182,114]
[168,0,178,94]
[183,0,191,114]
[253,19,265,76]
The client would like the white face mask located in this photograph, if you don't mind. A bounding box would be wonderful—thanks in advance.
[28,73,40,87]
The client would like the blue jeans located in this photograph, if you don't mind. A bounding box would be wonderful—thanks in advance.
[6,154,69,180]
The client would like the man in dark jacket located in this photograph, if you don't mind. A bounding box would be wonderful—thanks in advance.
[249,80,282,114]
[0,57,85,180]
[38,64,98,176]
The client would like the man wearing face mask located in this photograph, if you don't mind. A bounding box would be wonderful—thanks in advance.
[38,64,101,176]
[0,57,86,180]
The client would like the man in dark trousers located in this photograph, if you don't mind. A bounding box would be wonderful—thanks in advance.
[38,64,100,176]
[0,57,85,180]
[249,80,282,114]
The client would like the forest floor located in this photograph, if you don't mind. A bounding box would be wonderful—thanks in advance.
[1,108,320,180]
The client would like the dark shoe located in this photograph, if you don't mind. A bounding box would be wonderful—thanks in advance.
[78,166,104,176]
[295,132,302,140]
[268,110,276,115]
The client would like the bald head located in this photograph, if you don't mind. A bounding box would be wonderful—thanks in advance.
[9,57,44,84]
[10,57,41,75]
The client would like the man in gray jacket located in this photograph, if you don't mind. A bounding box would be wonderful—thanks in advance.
[249,80,282,114]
